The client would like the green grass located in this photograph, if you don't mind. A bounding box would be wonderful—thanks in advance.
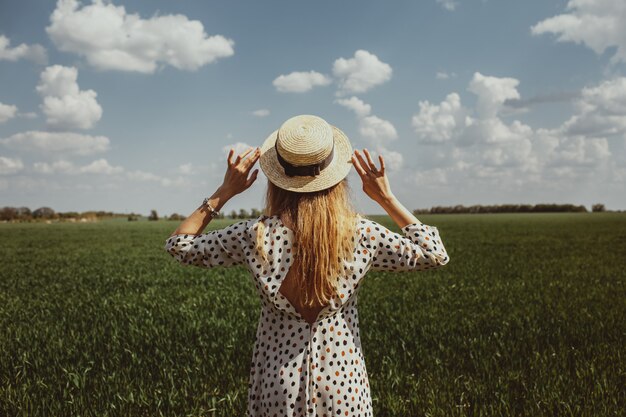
[0,213,625,416]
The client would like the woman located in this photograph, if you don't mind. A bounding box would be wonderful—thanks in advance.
[165,115,449,417]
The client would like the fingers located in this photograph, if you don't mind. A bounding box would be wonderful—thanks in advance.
[354,149,385,175]
[363,149,378,171]
[353,150,371,175]
[351,155,367,177]
[240,146,255,159]
[234,146,254,164]
[227,148,234,166]
[245,169,259,188]
[241,147,261,170]
[232,147,261,171]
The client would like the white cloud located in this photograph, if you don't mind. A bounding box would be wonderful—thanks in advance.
[31,158,184,185]
[412,93,467,143]
[273,49,392,96]
[335,96,372,118]
[468,72,521,117]
[333,50,392,95]
[126,169,185,187]
[33,160,75,174]
[33,158,123,175]
[79,158,123,174]
[0,35,47,64]
[562,77,626,137]
[550,136,611,167]
[0,102,18,124]
[413,167,448,186]
[334,96,397,142]
[159,177,186,187]
[436,71,457,80]
[222,142,254,157]
[46,0,234,73]
[37,65,102,130]
[252,109,270,117]
[126,169,160,182]
[0,156,24,174]
[409,73,620,187]
[334,97,400,170]
[1,131,110,155]
[272,71,332,93]
[436,0,458,12]
[178,163,193,174]
[359,115,398,142]
[531,0,626,63]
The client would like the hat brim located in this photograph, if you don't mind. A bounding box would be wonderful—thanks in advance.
[259,125,353,193]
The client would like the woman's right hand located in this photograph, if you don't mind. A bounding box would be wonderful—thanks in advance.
[351,149,395,205]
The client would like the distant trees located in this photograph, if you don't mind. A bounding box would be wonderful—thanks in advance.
[16,207,31,219]
[148,210,159,221]
[0,207,135,222]
[413,203,591,215]
[0,202,614,223]
[226,208,263,219]
[0,207,18,221]
[32,207,56,219]
[592,204,606,212]
[58,211,80,219]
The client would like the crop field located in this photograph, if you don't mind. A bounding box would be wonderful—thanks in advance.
[0,213,625,416]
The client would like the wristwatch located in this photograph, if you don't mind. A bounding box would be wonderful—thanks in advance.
[201,197,220,217]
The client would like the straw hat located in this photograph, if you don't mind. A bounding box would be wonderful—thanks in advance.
[259,114,353,193]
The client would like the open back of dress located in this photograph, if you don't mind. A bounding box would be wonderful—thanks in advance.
[277,258,330,325]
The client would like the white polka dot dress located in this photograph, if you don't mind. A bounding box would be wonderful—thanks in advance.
[165,214,449,416]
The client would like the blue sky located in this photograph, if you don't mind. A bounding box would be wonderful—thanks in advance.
[1,0,625,215]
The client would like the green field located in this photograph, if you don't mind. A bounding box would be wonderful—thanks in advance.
[1,213,625,416]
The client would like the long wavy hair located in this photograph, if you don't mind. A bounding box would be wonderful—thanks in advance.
[255,178,360,307]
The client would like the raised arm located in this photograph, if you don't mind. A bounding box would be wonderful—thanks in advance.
[165,146,261,267]
[352,148,421,229]
[352,149,449,272]
[168,146,260,237]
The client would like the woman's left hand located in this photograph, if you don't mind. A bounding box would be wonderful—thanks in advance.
[220,146,261,199]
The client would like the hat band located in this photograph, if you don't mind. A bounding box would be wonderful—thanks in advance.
[274,138,335,177]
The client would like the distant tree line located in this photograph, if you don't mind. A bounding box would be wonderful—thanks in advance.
[0,206,139,222]
[227,208,263,219]
[151,208,263,221]
[412,203,610,215]
[2,203,616,223]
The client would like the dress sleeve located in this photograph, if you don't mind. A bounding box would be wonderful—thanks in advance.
[164,219,251,268]
[364,219,450,272]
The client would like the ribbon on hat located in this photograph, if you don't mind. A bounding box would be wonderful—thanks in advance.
[274,136,335,177]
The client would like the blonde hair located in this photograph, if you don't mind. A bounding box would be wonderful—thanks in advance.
[255,178,359,307]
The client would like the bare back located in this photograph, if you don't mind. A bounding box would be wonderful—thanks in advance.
[277,214,330,324]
